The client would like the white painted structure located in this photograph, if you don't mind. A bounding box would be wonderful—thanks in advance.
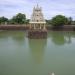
[29,4,46,30]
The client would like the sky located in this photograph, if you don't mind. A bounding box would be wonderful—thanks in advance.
[0,0,75,20]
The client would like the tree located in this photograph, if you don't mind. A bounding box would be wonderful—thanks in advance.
[51,15,68,26]
[11,13,26,24]
[46,20,51,25]
[68,17,72,25]
[72,21,75,25]
[8,18,16,24]
[0,16,8,25]
[25,19,30,24]
[0,18,1,24]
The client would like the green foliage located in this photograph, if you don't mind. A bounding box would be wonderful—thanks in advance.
[25,19,30,24]
[0,16,8,24]
[9,18,16,24]
[11,13,26,24]
[51,15,68,26]
[67,17,73,25]
[46,20,51,25]
[72,21,75,25]
[0,18,1,24]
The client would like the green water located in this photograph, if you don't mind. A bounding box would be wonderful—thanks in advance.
[0,31,75,75]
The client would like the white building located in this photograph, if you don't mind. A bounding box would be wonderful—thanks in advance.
[29,4,46,30]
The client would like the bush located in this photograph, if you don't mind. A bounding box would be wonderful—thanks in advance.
[51,15,68,26]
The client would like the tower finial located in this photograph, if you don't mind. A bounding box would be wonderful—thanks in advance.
[37,3,39,8]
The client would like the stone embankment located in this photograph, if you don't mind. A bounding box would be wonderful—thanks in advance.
[0,25,75,31]
[0,25,29,30]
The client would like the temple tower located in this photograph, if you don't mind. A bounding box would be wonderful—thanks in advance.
[29,4,46,30]
[28,4,47,39]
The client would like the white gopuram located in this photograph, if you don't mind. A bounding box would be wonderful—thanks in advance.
[29,4,46,30]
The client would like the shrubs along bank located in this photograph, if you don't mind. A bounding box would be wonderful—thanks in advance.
[0,13,29,25]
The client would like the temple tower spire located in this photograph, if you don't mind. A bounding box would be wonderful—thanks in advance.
[28,4,47,39]
[29,4,46,30]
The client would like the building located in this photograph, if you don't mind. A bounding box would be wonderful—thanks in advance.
[28,4,47,39]
[29,4,46,30]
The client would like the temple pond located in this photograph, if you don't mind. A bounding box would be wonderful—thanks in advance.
[0,31,75,75]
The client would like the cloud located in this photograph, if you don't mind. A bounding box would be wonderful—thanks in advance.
[0,0,75,20]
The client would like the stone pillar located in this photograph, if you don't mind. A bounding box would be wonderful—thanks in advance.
[34,24,36,29]
[40,24,41,29]
[30,24,32,29]
[36,24,37,29]
[43,24,46,30]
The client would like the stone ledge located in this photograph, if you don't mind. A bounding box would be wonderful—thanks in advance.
[28,30,47,39]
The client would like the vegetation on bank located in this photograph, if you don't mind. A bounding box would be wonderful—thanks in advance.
[46,16,75,26]
[51,15,68,26]
[46,16,75,25]
[0,13,75,26]
[0,13,29,25]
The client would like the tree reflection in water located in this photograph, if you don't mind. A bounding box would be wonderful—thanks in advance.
[48,31,73,45]
[28,39,47,64]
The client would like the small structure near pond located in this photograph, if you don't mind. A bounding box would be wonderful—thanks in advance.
[28,4,47,39]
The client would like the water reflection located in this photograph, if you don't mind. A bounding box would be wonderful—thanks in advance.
[0,31,75,75]
[28,39,47,63]
[0,31,9,39]
[12,35,25,40]
[48,31,74,45]
[8,31,25,45]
